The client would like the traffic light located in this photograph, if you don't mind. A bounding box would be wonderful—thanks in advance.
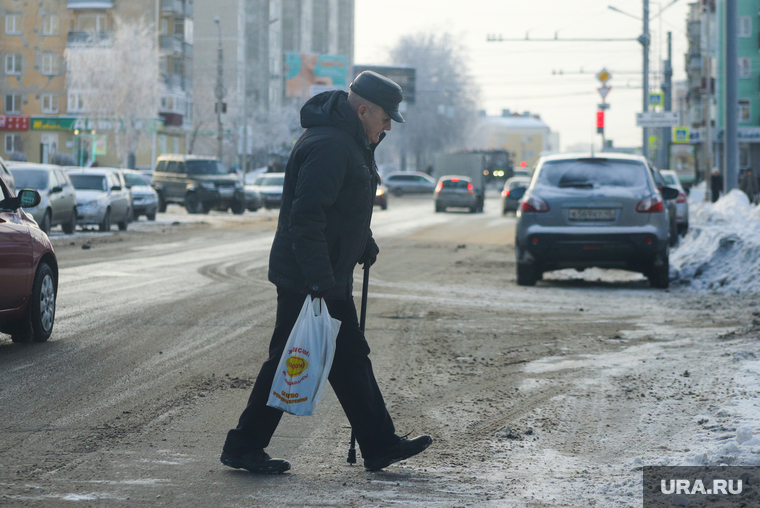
[596,110,604,134]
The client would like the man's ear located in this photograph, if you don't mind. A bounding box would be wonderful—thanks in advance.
[357,104,368,118]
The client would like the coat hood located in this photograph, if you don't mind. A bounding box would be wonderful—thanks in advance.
[300,91,379,148]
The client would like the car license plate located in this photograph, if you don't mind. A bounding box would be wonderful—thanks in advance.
[219,187,234,197]
[568,208,615,221]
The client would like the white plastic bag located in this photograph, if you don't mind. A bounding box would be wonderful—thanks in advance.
[266,296,341,416]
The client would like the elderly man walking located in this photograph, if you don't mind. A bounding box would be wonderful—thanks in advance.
[220,71,432,474]
[740,167,758,204]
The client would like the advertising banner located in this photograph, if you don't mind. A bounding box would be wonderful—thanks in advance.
[285,53,348,99]
[0,116,30,131]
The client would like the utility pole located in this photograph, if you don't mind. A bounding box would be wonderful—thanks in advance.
[702,3,713,187]
[640,0,650,160]
[214,17,226,161]
[725,0,738,192]
[661,31,673,170]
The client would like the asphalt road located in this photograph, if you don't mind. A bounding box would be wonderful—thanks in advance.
[1,194,757,507]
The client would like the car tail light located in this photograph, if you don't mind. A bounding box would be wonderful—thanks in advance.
[467,183,473,194]
[451,178,460,182]
[435,182,443,193]
[521,195,549,213]
[636,194,664,213]
[676,191,687,203]
[501,189,510,197]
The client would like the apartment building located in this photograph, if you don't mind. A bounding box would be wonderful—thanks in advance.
[1,0,193,168]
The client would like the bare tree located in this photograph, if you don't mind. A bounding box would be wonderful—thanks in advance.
[65,16,161,167]
[187,73,217,155]
[384,32,480,171]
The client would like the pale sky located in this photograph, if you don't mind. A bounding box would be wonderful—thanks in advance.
[354,0,691,151]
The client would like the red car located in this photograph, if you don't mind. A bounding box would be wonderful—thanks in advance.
[0,172,58,343]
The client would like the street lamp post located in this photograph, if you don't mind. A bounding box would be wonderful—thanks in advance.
[214,17,225,161]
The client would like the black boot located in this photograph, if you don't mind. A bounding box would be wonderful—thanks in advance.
[220,449,291,474]
[364,435,433,471]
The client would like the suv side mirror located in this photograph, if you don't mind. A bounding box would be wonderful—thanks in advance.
[111,185,122,192]
[51,185,63,194]
[509,187,526,200]
[661,186,679,200]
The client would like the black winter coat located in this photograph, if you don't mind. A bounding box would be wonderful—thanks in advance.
[268,91,381,299]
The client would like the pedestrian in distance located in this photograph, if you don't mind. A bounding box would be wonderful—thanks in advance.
[220,71,433,474]
[740,167,758,205]
[710,168,723,203]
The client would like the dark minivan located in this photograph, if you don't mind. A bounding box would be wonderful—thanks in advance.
[151,154,246,214]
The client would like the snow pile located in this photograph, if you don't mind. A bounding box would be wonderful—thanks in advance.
[670,186,760,293]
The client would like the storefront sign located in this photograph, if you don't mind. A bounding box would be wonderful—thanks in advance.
[30,117,77,131]
[0,116,30,131]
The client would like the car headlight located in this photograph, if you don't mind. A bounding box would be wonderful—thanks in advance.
[376,188,385,196]
[199,181,216,190]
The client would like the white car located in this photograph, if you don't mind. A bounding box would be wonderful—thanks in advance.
[122,169,159,221]
[67,169,131,232]
[660,170,689,236]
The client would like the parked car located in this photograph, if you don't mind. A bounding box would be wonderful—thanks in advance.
[434,175,479,213]
[374,184,388,210]
[151,154,246,214]
[122,169,158,221]
[247,173,285,209]
[67,168,131,231]
[501,176,531,215]
[0,156,15,194]
[650,167,679,246]
[0,172,58,343]
[9,163,78,235]
[660,169,689,236]
[514,153,679,288]
[383,172,437,196]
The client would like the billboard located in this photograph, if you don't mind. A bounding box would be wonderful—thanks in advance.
[285,53,349,99]
[352,65,416,104]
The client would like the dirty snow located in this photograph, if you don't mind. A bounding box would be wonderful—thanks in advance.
[671,183,760,294]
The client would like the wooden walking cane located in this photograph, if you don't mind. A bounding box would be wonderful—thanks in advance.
[347,263,370,464]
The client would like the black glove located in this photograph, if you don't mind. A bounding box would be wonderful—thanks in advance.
[307,286,329,299]
[359,239,380,267]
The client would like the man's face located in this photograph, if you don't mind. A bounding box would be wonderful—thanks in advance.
[358,104,392,144]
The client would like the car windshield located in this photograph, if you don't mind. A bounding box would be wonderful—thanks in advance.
[70,174,106,191]
[124,173,148,187]
[10,169,48,190]
[537,159,648,188]
[441,180,469,189]
[661,173,677,186]
[186,160,227,175]
[254,174,285,186]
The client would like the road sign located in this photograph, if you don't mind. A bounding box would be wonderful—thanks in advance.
[597,103,610,110]
[596,68,612,84]
[649,93,663,107]
[636,111,680,127]
[672,126,690,144]
[598,86,611,101]
[649,135,660,151]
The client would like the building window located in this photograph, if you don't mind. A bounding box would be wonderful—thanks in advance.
[738,99,751,122]
[5,14,22,34]
[43,15,60,35]
[41,94,59,113]
[4,134,20,153]
[42,54,59,75]
[739,16,751,37]
[67,91,87,113]
[5,94,22,114]
[173,18,184,36]
[739,57,752,78]
[160,18,168,35]
[77,14,107,31]
[5,54,22,75]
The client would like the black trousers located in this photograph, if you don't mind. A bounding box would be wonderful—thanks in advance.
[223,288,399,459]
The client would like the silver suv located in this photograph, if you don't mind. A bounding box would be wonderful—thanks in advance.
[513,153,679,288]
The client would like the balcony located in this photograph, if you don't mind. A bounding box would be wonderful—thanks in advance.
[67,0,113,8]
[160,34,183,53]
[160,0,192,18]
[183,41,193,58]
[164,73,184,90]
[67,30,113,46]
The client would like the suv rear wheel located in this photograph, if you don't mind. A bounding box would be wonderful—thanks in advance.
[516,263,538,286]
[647,251,670,289]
